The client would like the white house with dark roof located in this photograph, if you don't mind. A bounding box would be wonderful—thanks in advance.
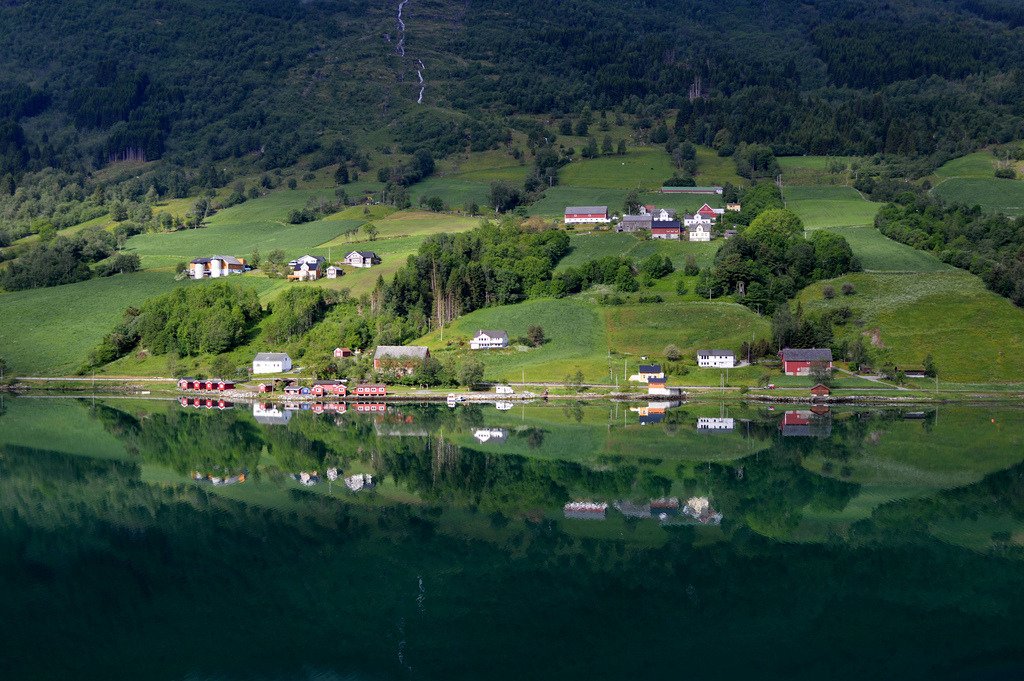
[253,352,292,374]
[288,255,325,281]
[697,350,735,368]
[564,206,610,225]
[470,330,509,350]
[344,250,380,268]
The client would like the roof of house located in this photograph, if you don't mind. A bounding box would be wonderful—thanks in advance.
[474,329,509,341]
[313,380,344,386]
[254,352,291,363]
[564,205,608,214]
[289,255,325,265]
[698,349,735,357]
[639,364,663,373]
[212,255,243,265]
[356,383,387,389]
[811,383,831,392]
[374,345,430,360]
[621,214,653,224]
[647,377,667,385]
[651,220,681,231]
[781,348,833,362]
[653,207,677,216]
[348,250,379,259]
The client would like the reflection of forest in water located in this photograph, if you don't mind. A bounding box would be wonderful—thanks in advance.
[1,398,1024,680]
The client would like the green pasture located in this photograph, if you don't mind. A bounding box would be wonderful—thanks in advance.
[933,152,998,179]
[931,177,1024,216]
[0,272,279,376]
[778,156,857,171]
[407,177,492,210]
[556,232,720,270]
[694,146,745,185]
[815,226,953,272]
[559,147,675,190]
[798,271,1024,383]
[784,185,881,228]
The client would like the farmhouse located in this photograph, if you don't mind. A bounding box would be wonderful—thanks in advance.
[495,385,514,395]
[651,220,682,239]
[252,352,292,374]
[344,250,381,268]
[630,364,664,382]
[373,345,430,374]
[470,329,509,350]
[687,223,712,242]
[288,255,325,281]
[617,214,652,233]
[563,205,610,225]
[333,347,353,358]
[325,265,343,279]
[726,203,742,212]
[697,350,736,368]
[780,348,833,376]
[312,380,347,397]
[190,255,245,279]
[640,205,677,221]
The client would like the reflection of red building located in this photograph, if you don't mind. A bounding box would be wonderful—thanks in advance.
[179,397,232,410]
[782,411,810,427]
[311,402,348,414]
[355,384,387,396]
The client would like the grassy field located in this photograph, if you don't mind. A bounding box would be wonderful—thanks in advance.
[813,226,953,272]
[408,177,493,210]
[778,156,857,171]
[559,147,674,190]
[0,272,280,375]
[784,185,882,228]
[798,271,1024,382]
[931,151,1024,215]
[694,146,745,185]
[931,177,1024,216]
[417,295,768,383]
[556,232,721,270]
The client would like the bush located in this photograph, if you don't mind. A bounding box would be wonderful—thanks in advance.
[841,282,856,295]
[822,285,835,299]
[664,344,681,361]
[995,167,1016,179]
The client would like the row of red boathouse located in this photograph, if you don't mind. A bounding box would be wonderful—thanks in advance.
[179,377,386,397]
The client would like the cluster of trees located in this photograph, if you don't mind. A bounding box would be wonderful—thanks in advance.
[85,283,262,369]
[375,220,571,331]
[875,198,1024,305]
[702,209,860,313]
[0,226,139,291]
[262,288,337,344]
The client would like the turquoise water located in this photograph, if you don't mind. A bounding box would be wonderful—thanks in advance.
[1,397,1023,679]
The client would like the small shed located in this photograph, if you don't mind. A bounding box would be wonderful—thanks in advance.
[810,383,832,397]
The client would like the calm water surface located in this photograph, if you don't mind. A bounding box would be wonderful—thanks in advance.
[1,397,1023,680]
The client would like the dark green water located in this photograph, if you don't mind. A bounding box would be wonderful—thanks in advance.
[1,397,1023,680]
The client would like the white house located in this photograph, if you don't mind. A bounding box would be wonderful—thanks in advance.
[687,223,712,242]
[640,206,677,221]
[647,377,682,397]
[253,352,292,374]
[495,385,514,395]
[470,329,509,350]
[697,417,735,431]
[288,255,325,281]
[325,265,343,279]
[564,206,610,225]
[697,350,735,368]
[629,364,664,383]
[344,251,380,268]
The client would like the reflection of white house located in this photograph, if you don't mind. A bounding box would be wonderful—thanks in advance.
[344,251,380,268]
[470,329,509,350]
[697,350,736,368]
[495,401,514,411]
[253,352,292,374]
[345,473,375,491]
[472,428,509,444]
[697,417,735,431]
[252,402,293,426]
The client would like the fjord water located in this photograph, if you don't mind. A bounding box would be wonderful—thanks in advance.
[1,398,1023,680]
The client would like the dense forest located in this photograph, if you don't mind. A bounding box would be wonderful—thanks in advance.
[2,0,1024,185]
[875,198,1024,305]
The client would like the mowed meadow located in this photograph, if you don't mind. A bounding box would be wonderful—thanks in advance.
[930,151,1024,216]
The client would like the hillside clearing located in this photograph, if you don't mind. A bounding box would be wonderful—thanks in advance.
[784,185,881,228]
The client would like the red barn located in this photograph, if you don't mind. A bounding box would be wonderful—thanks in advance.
[780,348,833,376]
[696,203,720,219]
[216,380,235,391]
[810,383,831,397]
[177,378,195,391]
[563,205,610,225]
[355,384,387,396]
[651,221,682,240]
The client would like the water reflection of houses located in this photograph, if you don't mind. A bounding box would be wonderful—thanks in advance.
[180,396,233,410]
[779,408,833,437]
[373,412,429,438]
[630,400,681,425]
[697,417,734,433]
[495,401,514,411]
[192,471,246,485]
[473,428,509,444]
[345,473,375,491]
[253,402,293,426]
[612,496,722,525]
[563,501,608,520]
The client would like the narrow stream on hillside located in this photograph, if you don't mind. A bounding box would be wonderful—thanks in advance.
[394,0,424,103]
